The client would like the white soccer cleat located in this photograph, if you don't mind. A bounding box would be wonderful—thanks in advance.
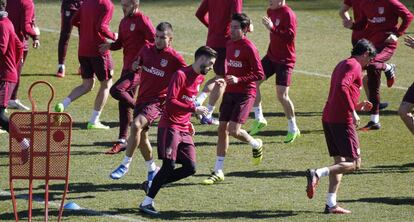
[8,99,30,110]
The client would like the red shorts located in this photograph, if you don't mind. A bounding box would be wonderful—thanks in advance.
[403,82,414,104]
[79,54,113,81]
[133,99,164,125]
[157,127,196,163]
[322,121,360,159]
[212,47,226,76]
[219,92,255,124]
[0,81,16,108]
[262,55,293,86]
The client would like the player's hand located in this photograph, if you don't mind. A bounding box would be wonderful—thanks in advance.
[32,40,40,49]
[215,78,226,86]
[114,32,119,40]
[131,57,141,71]
[342,19,353,29]
[195,106,208,117]
[355,100,373,111]
[225,75,239,84]
[248,23,254,33]
[99,43,111,54]
[189,122,195,136]
[352,110,360,127]
[261,16,274,31]
[33,26,40,36]
[385,33,398,43]
[404,35,414,49]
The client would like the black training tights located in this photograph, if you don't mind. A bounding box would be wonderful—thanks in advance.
[0,108,8,132]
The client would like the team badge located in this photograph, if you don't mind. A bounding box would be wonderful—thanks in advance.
[378,7,384,15]
[274,19,280,26]
[160,59,168,67]
[130,23,136,31]
[234,50,240,58]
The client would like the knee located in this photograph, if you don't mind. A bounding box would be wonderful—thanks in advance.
[162,159,175,172]
[109,85,120,98]
[131,118,142,130]
[277,92,289,103]
[184,161,196,175]
[218,124,228,135]
[228,128,239,137]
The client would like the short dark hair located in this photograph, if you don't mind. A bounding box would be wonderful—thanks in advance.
[0,0,6,11]
[352,39,377,57]
[232,13,251,30]
[195,46,217,60]
[156,22,173,35]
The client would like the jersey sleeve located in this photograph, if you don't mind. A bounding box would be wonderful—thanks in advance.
[166,71,196,113]
[97,2,116,41]
[390,0,414,37]
[195,0,209,27]
[238,45,265,83]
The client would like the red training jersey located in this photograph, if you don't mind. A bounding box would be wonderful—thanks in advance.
[6,0,38,42]
[266,5,297,67]
[61,0,83,11]
[225,37,265,95]
[322,57,362,124]
[136,43,187,103]
[72,0,116,57]
[344,0,365,42]
[159,66,205,132]
[195,0,242,48]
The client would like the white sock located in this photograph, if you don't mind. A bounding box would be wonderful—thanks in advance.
[315,167,330,178]
[214,156,225,172]
[384,64,391,72]
[58,64,65,69]
[118,138,126,144]
[62,97,71,109]
[288,117,298,133]
[145,159,157,172]
[371,114,379,123]
[249,139,260,149]
[142,196,153,206]
[196,92,208,106]
[253,105,264,120]
[89,110,101,124]
[121,156,132,168]
[206,104,215,119]
[326,193,337,208]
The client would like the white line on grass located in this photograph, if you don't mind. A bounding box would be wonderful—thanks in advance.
[0,190,145,222]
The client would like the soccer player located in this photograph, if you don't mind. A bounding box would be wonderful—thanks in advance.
[109,22,187,184]
[306,39,377,214]
[345,0,413,130]
[100,0,155,154]
[6,0,40,110]
[194,0,242,125]
[138,46,215,216]
[399,35,414,134]
[203,13,265,185]
[250,0,300,143]
[56,0,84,78]
[54,0,118,129]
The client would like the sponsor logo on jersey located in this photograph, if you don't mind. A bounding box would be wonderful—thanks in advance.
[182,95,196,102]
[142,65,165,77]
[130,23,136,31]
[227,59,243,68]
[368,17,386,24]
[160,59,168,67]
[274,18,280,26]
[234,50,240,58]
[378,7,384,15]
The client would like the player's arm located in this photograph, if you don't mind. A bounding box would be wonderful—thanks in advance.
[195,0,209,27]
[71,9,81,27]
[231,0,243,14]
[404,35,414,49]
[237,47,265,83]
[166,72,197,112]
[265,11,296,41]
[97,3,117,41]
[142,15,156,43]
[175,53,187,69]
[14,34,24,64]
[339,3,351,21]
[350,12,367,30]
[391,0,414,38]
[22,1,39,41]
[339,64,357,112]
[108,23,123,51]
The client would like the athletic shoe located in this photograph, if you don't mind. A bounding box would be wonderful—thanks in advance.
[306,169,319,199]
[384,64,396,87]
[105,142,126,154]
[147,167,160,182]
[8,100,30,110]
[56,67,65,78]
[0,128,6,134]
[87,122,110,130]
[54,103,64,112]
[252,138,263,165]
[360,121,381,131]
[202,171,225,185]
[200,116,219,125]
[284,130,300,144]
[139,203,159,216]
[379,102,388,110]
[324,205,352,214]
[109,164,129,180]
[249,119,267,135]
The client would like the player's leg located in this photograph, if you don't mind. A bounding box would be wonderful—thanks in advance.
[250,80,267,135]
[399,83,414,134]
[109,71,137,108]
[228,121,263,165]
[363,66,382,130]
[57,10,75,78]
[276,85,300,143]
[139,130,158,186]
[8,48,29,111]
[369,45,397,88]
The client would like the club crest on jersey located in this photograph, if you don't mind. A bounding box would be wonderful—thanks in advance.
[234,50,240,58]
[378,7,384,15]
[274,19,280,26]
[130,24,136,31]
[160,59,168,67]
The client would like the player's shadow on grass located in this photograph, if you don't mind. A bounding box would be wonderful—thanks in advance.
[71,141,115,148]
[0,208,118,221]
[22,73,57,77]
[342,197,414,206]
[355,162,414,174]
[11,182,142,194]
[249,111,322,118]
[226,169,306,179]
[71,121,118,130]
[358,110,398,116]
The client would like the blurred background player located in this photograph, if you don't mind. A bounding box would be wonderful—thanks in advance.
[56,0,83,78]
[250,0,299,143]
[6,0,40,110]
[99,0,155,154]
[109,22,187,186]
[203,13,264,185]
[55,0,118,130]
[194,0,242,125]
[399,35,414,134]
[306,39,376,214]
[138,46,215,216]
[345,0,413,130]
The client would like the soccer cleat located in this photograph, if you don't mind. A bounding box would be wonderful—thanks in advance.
[109,164,129,180]
[56,66,65,78]
[306,169,319,199]
[202,171,225,185]
[139,203,159,216]
[379,102,388,110]
[8,99,30,110]
[105,142,126,154]
[249,119,267,135]
[284,130,300,144]
[360,121,381,131]
[384,64,396,88]
[200,116,219,125]
[87,122,110,130]
[252,139,263,165]
[324,205,352,214]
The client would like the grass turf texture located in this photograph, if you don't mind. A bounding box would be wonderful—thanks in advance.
[1,0,414,221]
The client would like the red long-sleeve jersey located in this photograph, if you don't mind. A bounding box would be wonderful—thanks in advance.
[0,15,23,83]
[6,0,38,41]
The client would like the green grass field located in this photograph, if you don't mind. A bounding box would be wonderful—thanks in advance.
[1,0,414,221]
